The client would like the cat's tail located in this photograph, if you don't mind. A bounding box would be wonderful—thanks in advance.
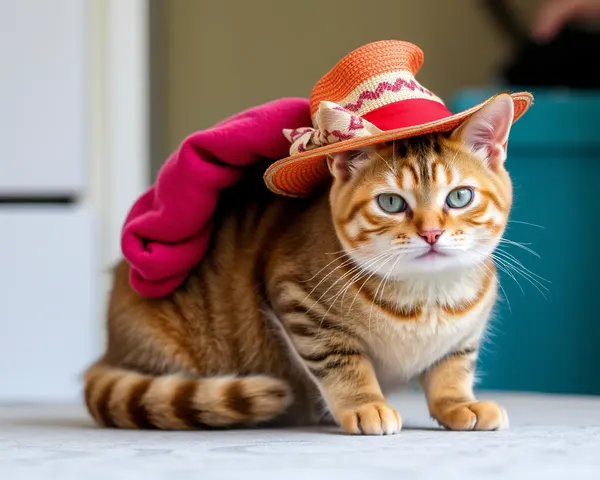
[83,364,293,430]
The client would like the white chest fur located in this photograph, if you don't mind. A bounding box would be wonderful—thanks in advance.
[358,270,496,391]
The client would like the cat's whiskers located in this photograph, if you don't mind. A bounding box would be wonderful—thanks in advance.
[346,252,394,315]
[302,255,358,308]
[303,244,374,284]
[469,244,526,295]
[302,253,348,283]
[495,238,541,258]
[319,251,396,329]
[351,253,398,334]
[309,250,392,313]
[507,219,545,229]
[324,244,372,256]
[344,248,416,333]
[335,246,409,310]
[475,233,549,296]
[495,257,546,297]
[493,247,549,284]
[370,253,403,333]
[324,252,392,309]
[466,246,512,313]
[303,244,379,302]
[469,236,548,298]
[337,259,384,313]
[491,253,548,298]
[301,252,354,284]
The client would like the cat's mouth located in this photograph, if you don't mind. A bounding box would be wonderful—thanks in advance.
[417,248,446,260]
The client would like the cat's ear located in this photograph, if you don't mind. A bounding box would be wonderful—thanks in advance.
[326,148,372,181]
[451,93,514,169]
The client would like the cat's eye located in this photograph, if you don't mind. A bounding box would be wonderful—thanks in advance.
[446,187,474,209]
[377,194,407,214]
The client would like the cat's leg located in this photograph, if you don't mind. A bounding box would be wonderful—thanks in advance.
[280,308,401,435]
[420,348,509,431]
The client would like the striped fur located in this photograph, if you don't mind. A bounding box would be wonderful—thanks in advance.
[84,365,291,429]
[86,97,515,434]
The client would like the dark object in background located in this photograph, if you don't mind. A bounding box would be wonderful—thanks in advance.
[482,0,600,89]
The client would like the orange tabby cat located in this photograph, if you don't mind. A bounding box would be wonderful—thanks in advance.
[85,94,515,435]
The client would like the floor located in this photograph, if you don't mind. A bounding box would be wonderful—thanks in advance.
[1,391,599,480]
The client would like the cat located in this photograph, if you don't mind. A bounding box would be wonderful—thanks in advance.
[84,93,515,435]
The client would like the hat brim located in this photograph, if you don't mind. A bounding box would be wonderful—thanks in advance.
[264,92,533,197]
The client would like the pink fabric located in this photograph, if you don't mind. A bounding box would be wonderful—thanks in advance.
[121,98,311,298]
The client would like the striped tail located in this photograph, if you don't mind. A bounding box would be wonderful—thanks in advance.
[84,365,293,429]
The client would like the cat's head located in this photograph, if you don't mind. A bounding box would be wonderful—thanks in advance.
[327,94,514,277]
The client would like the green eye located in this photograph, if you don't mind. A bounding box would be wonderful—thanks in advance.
[446,188,474,209]
[377,194,407,214]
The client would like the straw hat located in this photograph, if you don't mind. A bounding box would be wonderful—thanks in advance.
[263,40,533,197]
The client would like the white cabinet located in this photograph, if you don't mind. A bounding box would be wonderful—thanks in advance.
[0,207,98,402]
[0,0,150,402]
[0,0,97,402]
[0,0,86,195]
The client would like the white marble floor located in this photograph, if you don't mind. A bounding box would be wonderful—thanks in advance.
[1,391,599,480]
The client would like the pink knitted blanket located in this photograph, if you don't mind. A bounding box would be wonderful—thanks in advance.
[121,98,311,298]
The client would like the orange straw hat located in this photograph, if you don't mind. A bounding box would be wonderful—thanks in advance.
[264,40,533,197]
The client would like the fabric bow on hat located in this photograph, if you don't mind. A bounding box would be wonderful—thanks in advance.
[283,101,382,156]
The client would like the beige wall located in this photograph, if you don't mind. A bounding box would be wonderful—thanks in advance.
[155,0,543,171]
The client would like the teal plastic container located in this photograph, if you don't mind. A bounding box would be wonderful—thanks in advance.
[450,89,600,395]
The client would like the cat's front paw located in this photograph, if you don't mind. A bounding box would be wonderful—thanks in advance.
[430,400,508,431]
[335,401,402,435]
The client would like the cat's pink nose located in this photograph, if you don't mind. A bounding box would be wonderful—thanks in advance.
[418,229,444,245]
